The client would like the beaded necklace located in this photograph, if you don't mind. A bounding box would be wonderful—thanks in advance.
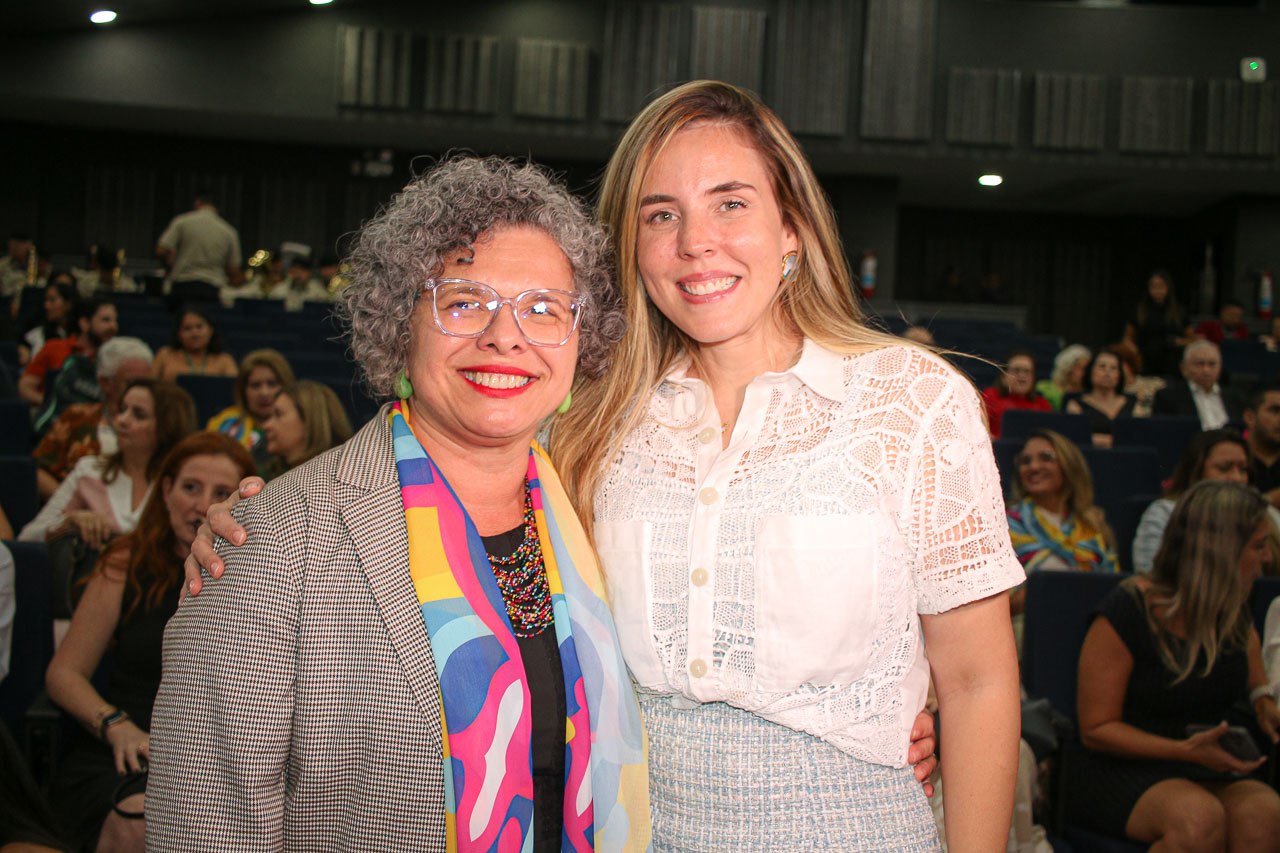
[488,483,554,637]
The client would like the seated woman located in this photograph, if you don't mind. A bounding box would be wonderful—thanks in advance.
[1035,343,1090,411]
[206,348,295,473]
[18,380,196,546]
[22,277,78,359]
[1069,480,1280,850]
[1007,429,1118,607]
[44,432,257,853]
[1064,348,1137,447]
[982,349,1051,438]
[151,308,237,382]
[260,379,352,479]
[1133,429,1280,573]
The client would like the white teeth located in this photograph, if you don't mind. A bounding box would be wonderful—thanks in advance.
[679,276,738,296]
[462,371,533,389]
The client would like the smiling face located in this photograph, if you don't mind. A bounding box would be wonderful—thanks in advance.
[263,391,306,459]
[244,365,282,419]
[404,225,579,452]
[178,312,213,353]
[1018,436,1065,503]
[163,453,242,552]
[635,122,799,355]
[1005,355,1035,395]
[114,386,157,458]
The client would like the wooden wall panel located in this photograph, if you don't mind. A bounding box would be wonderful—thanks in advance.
[337,25,412,110]
[690,6,766,93]
[1032,71,1106,151]
[946,67,1021,147]
[860,0,936,141]
[513,38,591,120]
[601,2,683,122]
[423,33,499,114]
[83,166,156,259]
[1206,79,1279,158]
[773,0,851,136]
[1119,75,1193,155]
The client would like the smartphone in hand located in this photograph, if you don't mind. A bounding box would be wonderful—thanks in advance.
[1186,724,1263,763]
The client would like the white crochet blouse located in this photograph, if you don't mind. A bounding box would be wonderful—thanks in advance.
[594,341,1025,768]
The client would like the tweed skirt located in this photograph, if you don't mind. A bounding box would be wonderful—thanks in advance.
[638,693,942,853]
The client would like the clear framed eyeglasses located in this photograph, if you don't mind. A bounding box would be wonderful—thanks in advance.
[421,278,582,347]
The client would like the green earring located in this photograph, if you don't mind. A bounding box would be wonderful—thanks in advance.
[556,389,572,414]
[394,370,413,399]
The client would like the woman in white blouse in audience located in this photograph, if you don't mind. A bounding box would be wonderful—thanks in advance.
[19,380,196,546]
[191,81,1019,851]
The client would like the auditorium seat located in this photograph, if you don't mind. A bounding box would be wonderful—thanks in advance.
[0,542,53,741]
[1112,416,1200,481]
[1083,447,1163,519]
[1109,493,1160,573]
[1001,410,1093,446]
[0,455,39,533]
[0,399,31,454]
[175,374,237,425]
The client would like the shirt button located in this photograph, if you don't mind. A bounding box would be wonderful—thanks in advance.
[699,487,718,505]
[689,658,708,678]
[698,427,717,444]
[690,567,709,587]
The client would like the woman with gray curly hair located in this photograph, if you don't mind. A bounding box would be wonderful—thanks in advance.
[147,156,652,852]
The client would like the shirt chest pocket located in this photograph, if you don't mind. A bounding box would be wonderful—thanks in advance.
[752,514,880,692]
[592,520,666,687]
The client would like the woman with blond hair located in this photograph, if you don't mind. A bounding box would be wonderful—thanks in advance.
[206,348,295,471]
[260,379,352,478]
[1070,479,1280,849]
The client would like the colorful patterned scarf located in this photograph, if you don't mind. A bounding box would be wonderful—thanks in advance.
[1007,497,1118,574]
[389,402,651,853]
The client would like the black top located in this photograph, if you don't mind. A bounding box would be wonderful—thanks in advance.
[1251,454,1280,496]
[1063,393,1137,436]
[482,526,566,853]
[109,571,183,731]
[1130,308,1185,378]
[1097,582,1248,740]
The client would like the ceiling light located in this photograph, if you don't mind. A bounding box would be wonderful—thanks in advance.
[309,0,334,5]
[978,174,1003,187]
[90,10,117,23]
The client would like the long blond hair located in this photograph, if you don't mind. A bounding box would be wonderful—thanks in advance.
[1143,479,1264,683]
[1011,429,1113,545]
[547,80,910,534]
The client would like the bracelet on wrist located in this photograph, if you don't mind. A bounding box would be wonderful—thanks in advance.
[98,709,130,741]
[1250,685,1276,706]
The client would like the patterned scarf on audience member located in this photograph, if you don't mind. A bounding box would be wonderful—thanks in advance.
[389,401,652,853]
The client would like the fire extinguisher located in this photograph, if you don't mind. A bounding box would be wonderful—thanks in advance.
[859,251,877,299]
[1261,270,1274,320]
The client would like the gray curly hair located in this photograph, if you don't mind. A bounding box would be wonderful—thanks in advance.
[338,155,624,397]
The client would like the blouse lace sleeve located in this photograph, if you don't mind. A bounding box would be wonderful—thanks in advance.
[906,358,1025,614]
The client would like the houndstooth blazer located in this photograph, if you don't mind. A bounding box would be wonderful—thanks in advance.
[146,408,448,852]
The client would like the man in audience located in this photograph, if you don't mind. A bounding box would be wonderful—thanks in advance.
[1246,380,1280,507]
[32,336,153,499]
[18,297,118,406]
[27,300,120,437]
[269,256,331,311]
[0,232,33,317]
[1152,339,1244,429]
[1195,297,1250,344]
[156,190,243,306]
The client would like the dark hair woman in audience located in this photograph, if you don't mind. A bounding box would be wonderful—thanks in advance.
[206,348,295,472]
[151,308,237,382]
[1124,270,1193,379]
[1070,479,1280,850]
[982,349,1052,438]
[1064,348,1137,447]
[22,277,78,357]
[259,379,352,479]
[1007,429,1118,609]
[44,432,256,853]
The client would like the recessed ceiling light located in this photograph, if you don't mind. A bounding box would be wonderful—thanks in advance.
[310,0,334,5]
[978,174,1003,187]
[90,9,117,23]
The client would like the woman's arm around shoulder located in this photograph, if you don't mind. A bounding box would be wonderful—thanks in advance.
[146,487,304,852]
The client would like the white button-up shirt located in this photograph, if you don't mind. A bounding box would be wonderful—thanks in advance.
[594,341,1024,767]
[1189,381,1230,430]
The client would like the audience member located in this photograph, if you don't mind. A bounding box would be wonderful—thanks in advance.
[19,297,118,407]
[0,232,33,314]
[155,191,243,306]
[33,337,154,500]
[18,379,196,545]
[1196,297,1249,345]
[1007,429,1118,603]
[1262,316,1280,352]
[982,350,1052,438]
[1153,339,1244,430]
[206,348,294,473]
[150,308,237,381]
[21,278,77,359]
[1068,480,1280,849]
[0,505,11,541]
[44,432,256,853]
[1035,343,1090,410]
[1064,349,1137,446]
[261,380,352,479]
[268,257,330,311]
[901,325,935,346]
[70,245,140,297]
[1265,597,1279,693]
[1110,343,1163,417]
[1246,380,1280,507]
[1132,429,1280,572]
[1124,269,1192,378]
